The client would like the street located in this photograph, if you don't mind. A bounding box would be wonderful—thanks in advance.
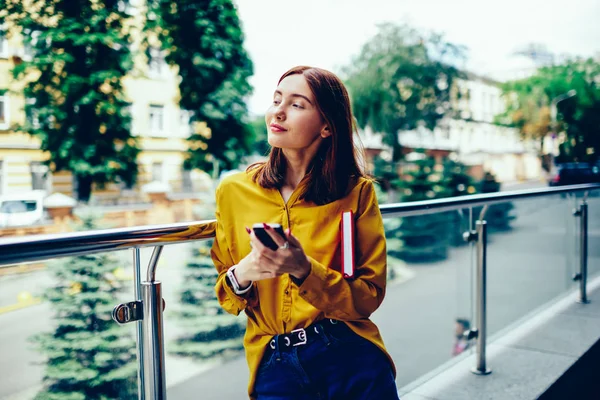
[1,186,599,399]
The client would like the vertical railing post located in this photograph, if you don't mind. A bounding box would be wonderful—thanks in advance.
[133,248,145,400]
[574,201,590,304]
[141,281,166,399]
[472,220,491,375]
[142,246,167,399]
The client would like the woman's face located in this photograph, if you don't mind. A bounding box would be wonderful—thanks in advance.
[265,74,330,150]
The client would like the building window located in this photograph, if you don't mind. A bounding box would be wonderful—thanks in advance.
[30,161,49,191]
[148,47,166,78]
[22,30,39,60]
[0,95,8,130]
[149,105,164,135]
[26,98,40,129]
[179,109,192,137]
[152,162,163,182]
[0,32,8,59]
[182,168,193,192]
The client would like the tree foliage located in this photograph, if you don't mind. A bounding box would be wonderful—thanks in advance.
[170,240,245,360]
[33,212,137,400]
[441,157,478,246]
[0,0,140,202]
[499,58,600,163]
[385,151,452,262]
[146,0,254,174]
[342,23,466,160]
[248,114,269,157]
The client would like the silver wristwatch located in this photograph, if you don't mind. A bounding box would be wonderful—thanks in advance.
[227,265,252,295]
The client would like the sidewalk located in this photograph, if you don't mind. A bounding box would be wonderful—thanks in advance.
[400,276,600,400]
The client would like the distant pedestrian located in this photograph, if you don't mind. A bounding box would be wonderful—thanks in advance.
[211,66,399,399]
[453,318,471,356]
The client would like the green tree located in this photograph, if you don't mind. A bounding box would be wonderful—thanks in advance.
[499,58,600,165]
[385,151,452,262]
[0,0,140,202]
[343,23,466,162]
[248,114,270,157]
[146,0,254,176]
[170,239,246,359]
[476,171,515,232]
[33,212,137,400]
[441,156,479,245]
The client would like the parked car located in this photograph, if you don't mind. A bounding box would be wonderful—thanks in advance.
[548,163,599,186]
[0,190,47,228]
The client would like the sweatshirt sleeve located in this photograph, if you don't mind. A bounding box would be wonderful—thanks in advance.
[211,184,258,316]
[296,180,387,320]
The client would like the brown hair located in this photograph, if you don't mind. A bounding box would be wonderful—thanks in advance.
[248,66,366,205]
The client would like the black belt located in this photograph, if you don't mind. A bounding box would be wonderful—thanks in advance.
[268,319,345,350]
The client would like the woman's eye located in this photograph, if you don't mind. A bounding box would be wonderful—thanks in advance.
[273,99,281,105]
[292,103,304,109]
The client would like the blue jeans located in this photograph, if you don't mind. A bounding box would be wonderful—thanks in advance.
[254,321,399,400]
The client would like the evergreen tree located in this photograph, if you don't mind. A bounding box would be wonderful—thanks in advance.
[0,0,140,202]
[385,151,452,262]
[476,171,515,231]
[441,156,479,246]
[146,0,254,176]
[372,154,399,195]
[170,239,246,359]
[33,212,137,400]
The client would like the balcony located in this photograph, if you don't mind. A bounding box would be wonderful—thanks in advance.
[0,184,599,399]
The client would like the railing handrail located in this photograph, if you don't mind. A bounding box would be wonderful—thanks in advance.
[1,183,598,267]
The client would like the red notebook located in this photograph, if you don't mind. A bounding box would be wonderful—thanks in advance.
[340,210,355,279]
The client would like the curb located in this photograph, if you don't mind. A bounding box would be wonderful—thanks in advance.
[0,263,46,277]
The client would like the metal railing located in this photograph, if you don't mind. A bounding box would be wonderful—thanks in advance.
[1,183,598,398]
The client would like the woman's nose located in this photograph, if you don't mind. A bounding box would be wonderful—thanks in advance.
[272,103,285,120]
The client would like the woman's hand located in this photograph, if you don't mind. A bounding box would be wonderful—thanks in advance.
[235,225,311,284]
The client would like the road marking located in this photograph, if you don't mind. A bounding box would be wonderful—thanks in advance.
[0,296,42,315]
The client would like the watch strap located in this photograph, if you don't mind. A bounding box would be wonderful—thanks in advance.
[227,265,252,295]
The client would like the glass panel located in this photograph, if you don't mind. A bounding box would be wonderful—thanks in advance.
[486,193,579,338]
[372,208,476,388]
[145,241,246,397]
[0,249,138,399]
[586,192,600,278]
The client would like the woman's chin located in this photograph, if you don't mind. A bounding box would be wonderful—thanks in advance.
[267,137,286,148]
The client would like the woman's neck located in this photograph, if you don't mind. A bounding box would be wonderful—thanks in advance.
[281,149,313,189]
[283,159,308,189]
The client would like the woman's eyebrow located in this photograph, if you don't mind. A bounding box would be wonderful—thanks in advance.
[274,90,313,105]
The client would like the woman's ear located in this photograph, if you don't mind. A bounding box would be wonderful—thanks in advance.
[320,126,332,138]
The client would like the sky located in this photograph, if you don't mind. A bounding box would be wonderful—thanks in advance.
[235,0,600,116]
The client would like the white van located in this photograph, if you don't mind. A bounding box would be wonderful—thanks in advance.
[0,190,47,227]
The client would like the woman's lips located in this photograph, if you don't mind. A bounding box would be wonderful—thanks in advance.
[269,123,287,132]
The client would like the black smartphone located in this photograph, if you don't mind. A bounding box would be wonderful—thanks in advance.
[252,223,286,250]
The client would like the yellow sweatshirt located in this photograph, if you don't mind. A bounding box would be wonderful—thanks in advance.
[211,170,395,399]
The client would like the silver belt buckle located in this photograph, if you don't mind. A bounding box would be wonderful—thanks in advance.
[291,328,307,346]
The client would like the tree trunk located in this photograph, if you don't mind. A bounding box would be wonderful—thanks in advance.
[77,176,93,203]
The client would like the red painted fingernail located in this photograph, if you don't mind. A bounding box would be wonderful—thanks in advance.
[263,223,270,230]
[245,227,251,234]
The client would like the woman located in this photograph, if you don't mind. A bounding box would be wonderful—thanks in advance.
[211,66,398,399]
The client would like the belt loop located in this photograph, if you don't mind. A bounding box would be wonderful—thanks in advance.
[314,323,331,346]
[273,335,282,361]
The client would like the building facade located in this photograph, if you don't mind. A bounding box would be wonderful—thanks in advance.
[386,73,542,183]
[0,8,210,203]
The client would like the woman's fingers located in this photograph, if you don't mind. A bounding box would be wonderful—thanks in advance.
[262,223,288,249]
[285,229,302,249]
